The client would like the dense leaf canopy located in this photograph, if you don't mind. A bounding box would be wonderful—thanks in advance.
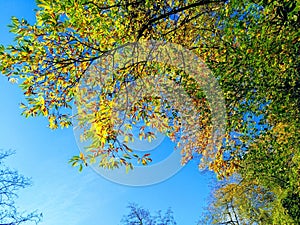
[0,0,299,222]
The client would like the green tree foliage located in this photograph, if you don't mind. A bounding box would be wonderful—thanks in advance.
[0,150,42,225]
[200,0,299,177]
[201,121,299,224]
[121,203,176,225]
[239,122,300,224]
[200,176,298,224]
[199,1,300,222]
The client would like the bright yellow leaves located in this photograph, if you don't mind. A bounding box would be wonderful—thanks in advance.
[37,96,48,116]
[48,115,58,129]
[90,99,115,148]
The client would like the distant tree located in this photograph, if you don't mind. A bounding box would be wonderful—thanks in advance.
[121,203,176,225]
[237,121,300,224]
[199,177,278,225]
[0,150,42,225]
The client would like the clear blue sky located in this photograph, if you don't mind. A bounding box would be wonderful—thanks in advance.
[0,1,216,224]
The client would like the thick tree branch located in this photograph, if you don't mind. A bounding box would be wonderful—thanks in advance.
[137,0,226,39]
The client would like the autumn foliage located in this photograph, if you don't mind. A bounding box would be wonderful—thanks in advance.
[0,0,299,223]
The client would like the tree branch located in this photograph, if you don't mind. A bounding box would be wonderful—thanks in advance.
[137,0,226,39]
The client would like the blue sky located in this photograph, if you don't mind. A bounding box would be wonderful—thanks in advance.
[0,1,216,224]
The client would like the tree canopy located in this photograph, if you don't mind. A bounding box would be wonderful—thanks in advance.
[0,0,299,222]
[0,0,299,172]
